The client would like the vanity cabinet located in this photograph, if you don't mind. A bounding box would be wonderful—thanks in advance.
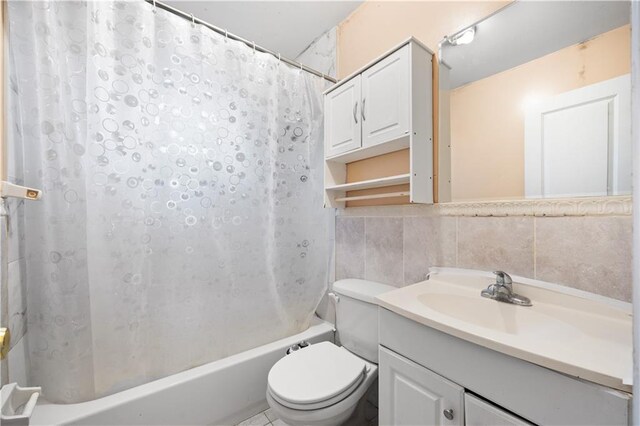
[379,347,464,426]
[380,347,530,426]
[465,394,532,426]
[378,308,631,426]
[323,38,434,208]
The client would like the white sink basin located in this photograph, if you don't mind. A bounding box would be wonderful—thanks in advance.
[376,269,632,393]
[417,293,563,334]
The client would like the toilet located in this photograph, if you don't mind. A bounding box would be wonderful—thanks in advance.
[266,279,396,426]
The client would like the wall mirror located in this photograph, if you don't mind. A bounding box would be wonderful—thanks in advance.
[438,1,631,202]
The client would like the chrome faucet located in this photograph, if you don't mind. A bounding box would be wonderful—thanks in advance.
[481,271,532,306]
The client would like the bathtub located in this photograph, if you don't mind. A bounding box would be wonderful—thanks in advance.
[29,317,334,426]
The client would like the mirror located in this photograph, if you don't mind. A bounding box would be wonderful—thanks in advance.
[438,1,631,202]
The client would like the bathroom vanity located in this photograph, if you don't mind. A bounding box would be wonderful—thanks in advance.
[376,270,632,425]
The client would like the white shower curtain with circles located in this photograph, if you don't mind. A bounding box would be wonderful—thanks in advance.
[8,0,330,403]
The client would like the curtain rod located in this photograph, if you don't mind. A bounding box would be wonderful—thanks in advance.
[143,0,338,84]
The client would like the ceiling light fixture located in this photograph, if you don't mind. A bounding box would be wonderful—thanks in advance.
[447,27,476,46]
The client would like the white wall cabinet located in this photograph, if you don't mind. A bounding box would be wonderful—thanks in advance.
[361,47,410,148]
[323,38,434,208]
[324,76,362,158]
[379,347,464,426]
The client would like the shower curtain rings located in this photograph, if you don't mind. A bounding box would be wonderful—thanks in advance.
[152,0,157,13]
[224,29,229,42]
[190,13,195,28]
[277,53,281,66]
[252,41,256,54]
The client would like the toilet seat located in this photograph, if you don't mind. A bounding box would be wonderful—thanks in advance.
[267,342,367,410]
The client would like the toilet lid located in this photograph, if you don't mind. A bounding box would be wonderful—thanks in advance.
[268,342,367,409]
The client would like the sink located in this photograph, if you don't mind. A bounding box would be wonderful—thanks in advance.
[417,293,559,334]
[376,269,632,393]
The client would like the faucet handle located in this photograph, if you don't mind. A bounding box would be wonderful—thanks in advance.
[493,271,512,286]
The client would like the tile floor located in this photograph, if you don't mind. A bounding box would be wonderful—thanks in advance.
[235,408,287,426]
[234,403,379,426]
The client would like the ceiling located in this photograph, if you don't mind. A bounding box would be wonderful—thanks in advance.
[163,0,363,59]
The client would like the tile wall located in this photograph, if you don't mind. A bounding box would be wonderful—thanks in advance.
[335,209,632,302]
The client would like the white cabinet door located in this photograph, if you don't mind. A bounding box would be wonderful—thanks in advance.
[465,394,533,426]
[324,75,362,157]
[361,45,410,148]
[379,347,464,426]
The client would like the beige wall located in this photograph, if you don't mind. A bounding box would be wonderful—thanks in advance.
[450,25,631,201]
[337,0,510,78]
[331,1,632,304]
[338,2,631,202]
[337,0,509,205]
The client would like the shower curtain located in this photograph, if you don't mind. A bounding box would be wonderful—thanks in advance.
[8,0,330,403]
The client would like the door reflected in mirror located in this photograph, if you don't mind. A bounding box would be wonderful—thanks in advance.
[439,1,631,202]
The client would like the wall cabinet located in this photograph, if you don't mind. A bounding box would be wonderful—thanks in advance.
[325,76,362,157]
[323,38,434,208]
[361,47,410,149]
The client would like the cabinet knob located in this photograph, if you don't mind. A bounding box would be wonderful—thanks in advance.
[443,409,454,421]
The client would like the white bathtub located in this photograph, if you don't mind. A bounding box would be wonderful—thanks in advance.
[29,317,334,426]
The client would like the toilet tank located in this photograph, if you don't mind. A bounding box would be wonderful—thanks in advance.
[332,279,396,363]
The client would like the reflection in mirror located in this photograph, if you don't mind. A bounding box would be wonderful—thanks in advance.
[439,1,631,202]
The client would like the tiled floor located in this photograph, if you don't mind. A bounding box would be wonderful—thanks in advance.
[234,404,378,426]
[235,408,288,426]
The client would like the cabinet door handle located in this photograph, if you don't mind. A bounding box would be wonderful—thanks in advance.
[443,409,454,421]
[353,101,359,124]
[362,98,366,121]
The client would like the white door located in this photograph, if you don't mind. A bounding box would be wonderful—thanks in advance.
[379,347,464,426]
[524,74,631,198]
[465,394,533,426]
[324,75,362,158]
[361,46,410,148]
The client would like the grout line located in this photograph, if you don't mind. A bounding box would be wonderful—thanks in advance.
[533,216,537,278]
[455,216,459,267]
[363,216,367,280]
[401,216,405,286]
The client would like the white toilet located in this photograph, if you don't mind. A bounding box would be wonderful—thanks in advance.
[266,279,395,426]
